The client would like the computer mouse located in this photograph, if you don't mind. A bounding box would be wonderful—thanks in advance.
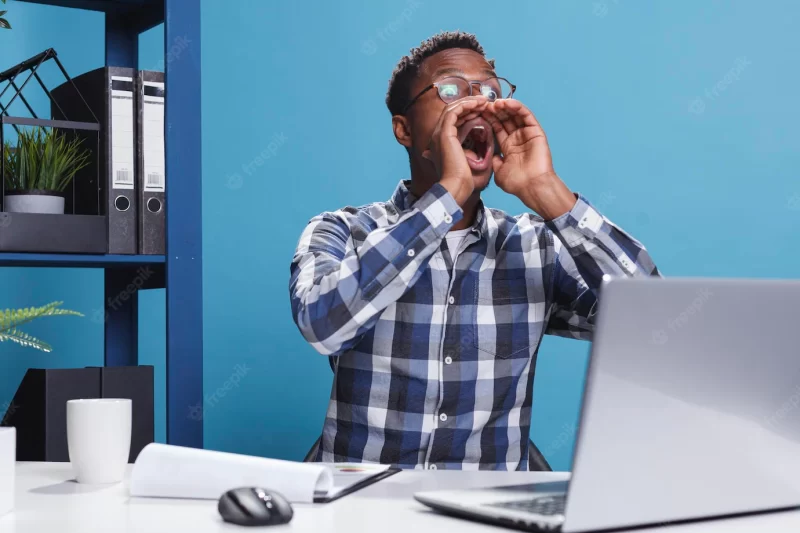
[218,487,294,526]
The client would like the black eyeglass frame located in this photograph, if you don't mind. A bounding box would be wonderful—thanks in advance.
[402,76,516,114]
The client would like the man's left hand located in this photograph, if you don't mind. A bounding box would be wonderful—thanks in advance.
[482,100,576,220]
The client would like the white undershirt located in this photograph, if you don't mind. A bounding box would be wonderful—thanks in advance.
[443,228,472,271]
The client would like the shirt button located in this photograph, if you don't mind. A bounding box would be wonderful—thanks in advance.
[444,214,453,224]
[429,464,438,470]
[439,413,448,422]
[448,295,455,304]
[407,249,415,257]
[444,356,453,365]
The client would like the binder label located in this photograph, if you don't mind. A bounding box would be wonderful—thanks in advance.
[111,76,135,190]
[143,81,166,192]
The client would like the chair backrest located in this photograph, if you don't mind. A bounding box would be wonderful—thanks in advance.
[303,437,552,471]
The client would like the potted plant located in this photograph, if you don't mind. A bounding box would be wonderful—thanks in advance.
[3,127,91,214]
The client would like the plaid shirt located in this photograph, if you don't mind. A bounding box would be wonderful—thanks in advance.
[290,181,658,470]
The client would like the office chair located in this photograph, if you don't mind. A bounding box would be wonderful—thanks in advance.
[303,436,552,471]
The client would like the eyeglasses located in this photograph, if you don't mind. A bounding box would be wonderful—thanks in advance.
[403,76,516,114]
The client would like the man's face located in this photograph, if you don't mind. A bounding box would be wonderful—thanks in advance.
[405,48,499,191]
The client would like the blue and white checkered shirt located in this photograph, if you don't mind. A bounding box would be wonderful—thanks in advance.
[290,181,659,470]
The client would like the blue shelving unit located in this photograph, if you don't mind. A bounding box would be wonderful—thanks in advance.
[0,253,165,267]
[7,0,203,449]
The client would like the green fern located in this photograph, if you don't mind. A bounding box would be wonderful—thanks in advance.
[0,301,83,352]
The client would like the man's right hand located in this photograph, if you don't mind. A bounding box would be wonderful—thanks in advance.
[422,96,489,206]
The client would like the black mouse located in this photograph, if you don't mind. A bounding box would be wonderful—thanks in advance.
[218,487,294,527]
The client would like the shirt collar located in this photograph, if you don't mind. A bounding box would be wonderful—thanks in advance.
[391,180,488,238]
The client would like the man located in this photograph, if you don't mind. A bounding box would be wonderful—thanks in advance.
[290,31,658,470]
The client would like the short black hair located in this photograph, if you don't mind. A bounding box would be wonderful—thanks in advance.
[386,30,495,117]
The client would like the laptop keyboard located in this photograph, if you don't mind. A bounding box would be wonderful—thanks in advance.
[488,494,566,516]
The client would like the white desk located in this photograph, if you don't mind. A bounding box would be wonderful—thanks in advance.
[3,462,800,532]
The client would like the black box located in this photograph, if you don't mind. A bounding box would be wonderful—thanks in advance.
[97,366,154,463]
[0,50,108,255]
[0,366,154,462]
[0,212,107,253]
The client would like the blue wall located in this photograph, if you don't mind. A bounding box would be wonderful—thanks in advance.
[201,0,799,471]
[0,1,166,444]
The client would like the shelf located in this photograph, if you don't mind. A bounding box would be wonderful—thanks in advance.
[16,0,163,14]
[0,253,165,268]
[9,0,202,449]
[17,0,165,34]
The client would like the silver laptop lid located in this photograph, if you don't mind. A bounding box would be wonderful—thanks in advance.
[564,277,800,532]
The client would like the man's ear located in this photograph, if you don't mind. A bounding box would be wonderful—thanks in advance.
[392,115,413,150]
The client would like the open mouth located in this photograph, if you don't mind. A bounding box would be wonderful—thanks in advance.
[458,118,494,172]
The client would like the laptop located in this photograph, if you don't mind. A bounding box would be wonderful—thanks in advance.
[415,277,800,532]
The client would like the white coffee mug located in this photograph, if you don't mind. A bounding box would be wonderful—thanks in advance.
[0,427,15,516]
[67,399,132,484]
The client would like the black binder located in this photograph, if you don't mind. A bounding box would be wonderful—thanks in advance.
[52,66,138,254]
[136,70,166,255]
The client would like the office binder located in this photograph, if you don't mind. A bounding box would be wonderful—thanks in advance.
[52,66,138,254]
[136,70,166,255]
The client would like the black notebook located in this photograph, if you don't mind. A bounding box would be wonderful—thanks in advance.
[314,463,401,502]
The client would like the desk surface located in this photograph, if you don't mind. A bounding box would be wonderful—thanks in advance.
[3,462,800,532]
